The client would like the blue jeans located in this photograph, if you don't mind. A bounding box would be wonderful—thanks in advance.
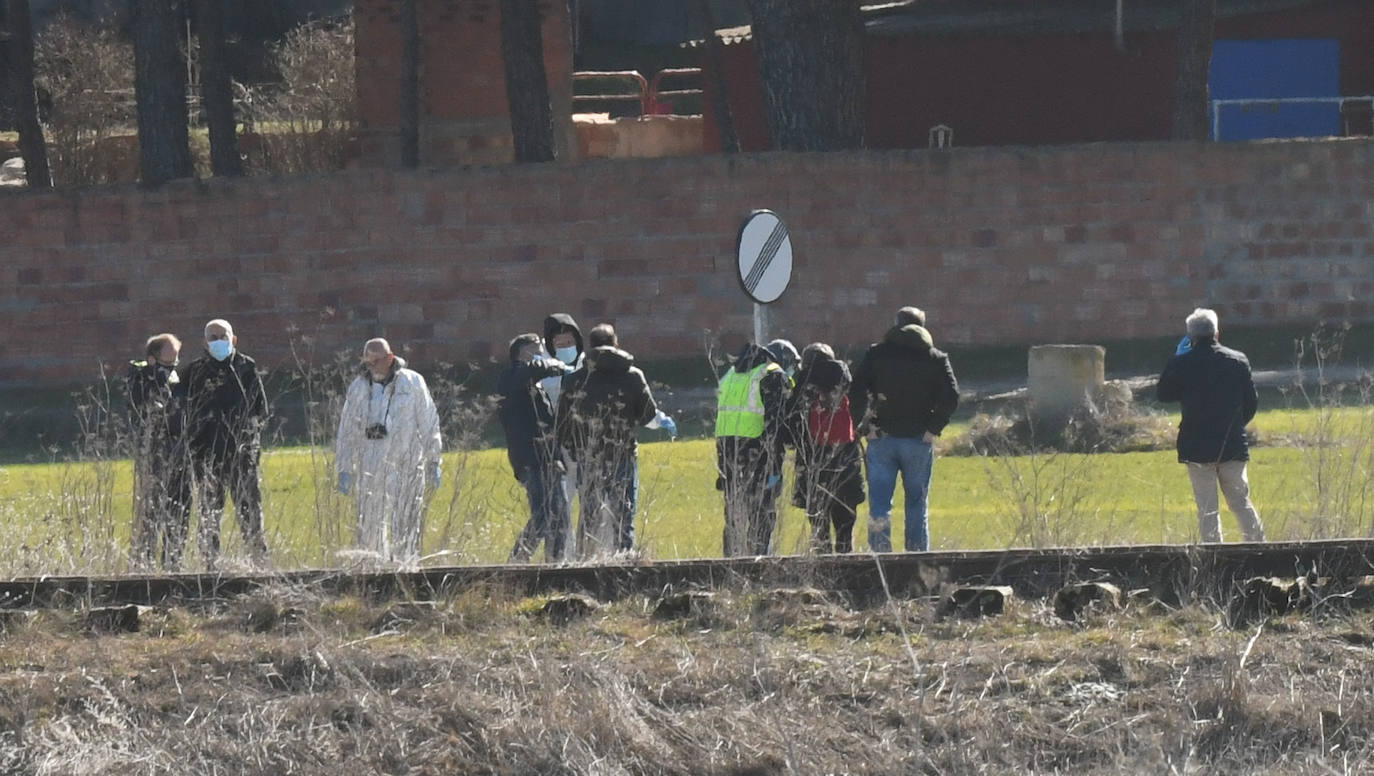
[510,466,570,562]
[865,435,934,552]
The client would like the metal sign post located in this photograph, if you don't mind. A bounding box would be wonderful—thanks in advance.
[736,210,794,345]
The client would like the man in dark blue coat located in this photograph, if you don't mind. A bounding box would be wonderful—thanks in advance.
[1157,308,1265,543]
[498,333,572,562]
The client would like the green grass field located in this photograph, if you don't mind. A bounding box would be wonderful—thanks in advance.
[1,403,1371,575]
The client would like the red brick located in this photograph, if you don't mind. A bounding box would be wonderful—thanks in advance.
[3,140,1374,384]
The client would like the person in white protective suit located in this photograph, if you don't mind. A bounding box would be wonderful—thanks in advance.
[335,338,443,563]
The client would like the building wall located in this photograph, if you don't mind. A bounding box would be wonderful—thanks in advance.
[354,0,577,165]
[576,114,705,159]
[705,0,1374,151]
[1,139,1373,387]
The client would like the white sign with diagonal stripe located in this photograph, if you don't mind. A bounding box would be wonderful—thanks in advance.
[736,210,793,305]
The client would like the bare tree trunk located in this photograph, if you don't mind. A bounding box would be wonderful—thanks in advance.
[399,0,419,168]
[1172,0,1216,141]
[8,0,50,188]
[0,2,15,133]
[745,0,865,151]
[697,0,739,153]
[132,0,193,183]
[500,0,555,163]
[197,0,241,176]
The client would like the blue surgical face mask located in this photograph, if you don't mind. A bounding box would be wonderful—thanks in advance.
[556,346,578,365]
[208,339,233,361]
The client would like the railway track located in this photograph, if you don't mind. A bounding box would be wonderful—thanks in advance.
[1,539,1371,610]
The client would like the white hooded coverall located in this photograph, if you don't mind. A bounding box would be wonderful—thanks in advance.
[336,362,442,562]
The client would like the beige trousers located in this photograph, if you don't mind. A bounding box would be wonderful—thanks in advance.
[1186,461,1265,543]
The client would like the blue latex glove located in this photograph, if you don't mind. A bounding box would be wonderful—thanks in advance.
[647,410,677,439]
[1175,335,1192,356]
[765,474,780,489]
[337,471,351,495]
[428,461,442,491]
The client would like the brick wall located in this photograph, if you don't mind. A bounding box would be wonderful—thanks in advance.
[2,138,1373,387]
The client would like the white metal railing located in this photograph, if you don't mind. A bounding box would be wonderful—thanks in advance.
[1210,95,1374,141]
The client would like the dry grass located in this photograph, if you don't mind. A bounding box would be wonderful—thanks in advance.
[0,584,1372,775]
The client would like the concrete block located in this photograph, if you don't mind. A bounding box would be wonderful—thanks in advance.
[1028,344,1106,430]
[937,585,1015,619]
[1054,581,1124,622]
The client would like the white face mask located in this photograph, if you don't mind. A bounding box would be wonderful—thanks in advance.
[556,346,578,365]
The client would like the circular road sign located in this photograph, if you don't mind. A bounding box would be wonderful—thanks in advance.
[736,210,793,305]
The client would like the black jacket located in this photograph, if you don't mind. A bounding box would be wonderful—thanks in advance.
[716,343,790,483]
[497,355,570,478]
[1156,339,1258,463]
[849,324,959,438]
[127,359,185,443]
[556,346,657,467]
[182,350,269,458]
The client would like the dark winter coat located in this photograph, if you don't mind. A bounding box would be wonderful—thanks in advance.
[716,343,790,486]
[182,350,269,460]
[556,346,657,467]
[127,359,185,443]
[497,355,570,479]
[849,324,959,438]
[1156,339,1258,463]
[785,356,864,512]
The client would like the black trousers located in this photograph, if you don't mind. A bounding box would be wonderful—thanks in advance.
[193,445,267,568]
[722,474,779,557]
[718,437,782,557]
[809,501,857,554]
[132,440,192,570]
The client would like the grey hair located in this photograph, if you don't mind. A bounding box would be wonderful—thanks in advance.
[1185,308,1218,339]
[363,337,392,356]
[204,318,233,338]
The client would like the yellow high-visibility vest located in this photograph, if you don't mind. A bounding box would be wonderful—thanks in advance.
[715,362,779,438]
